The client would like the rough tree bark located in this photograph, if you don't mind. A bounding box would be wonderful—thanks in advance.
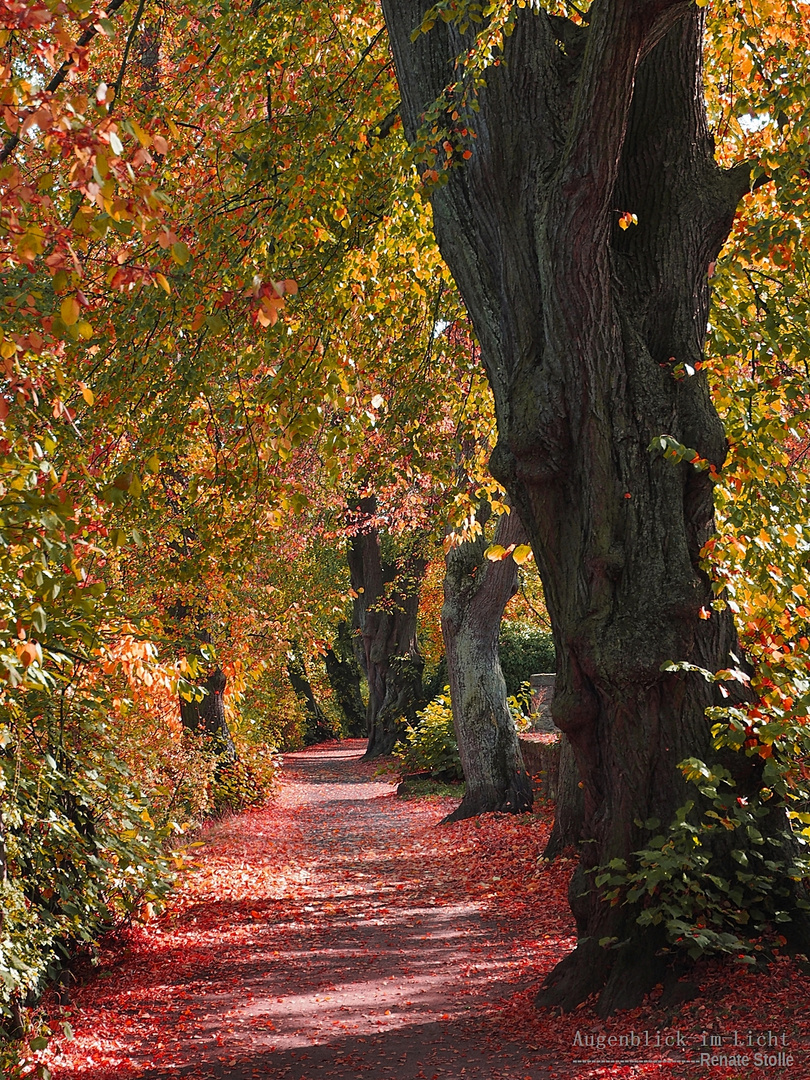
[324,621,367,737]
[442,506,533,821]
[381,1,810,1013]
[348,497,426,758]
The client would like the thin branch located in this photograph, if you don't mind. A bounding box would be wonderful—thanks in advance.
[0,0,131,165]
[109,0,149,114]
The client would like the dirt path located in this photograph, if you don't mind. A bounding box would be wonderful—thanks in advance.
[48,741,561,1080]
[44,741,810,1080]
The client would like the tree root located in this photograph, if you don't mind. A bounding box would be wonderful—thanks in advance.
[441,773,533,823]
[536,929,669,1017]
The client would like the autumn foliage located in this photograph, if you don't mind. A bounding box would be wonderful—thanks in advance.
[2,0,810,1068]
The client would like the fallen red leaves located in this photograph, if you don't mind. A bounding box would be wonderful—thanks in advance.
[39,741,810,1080]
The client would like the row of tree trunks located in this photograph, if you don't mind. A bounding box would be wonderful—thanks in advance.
[380,1,810,1013]
[441,506,533,820]
[287,648,337,745]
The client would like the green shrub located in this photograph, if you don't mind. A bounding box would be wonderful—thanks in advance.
[594,755,810,963]
[210,749,278,815]
[498,621,555,695]
[0,710,183,1026]
[394,690,463,780]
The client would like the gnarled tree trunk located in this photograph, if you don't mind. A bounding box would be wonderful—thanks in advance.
[442,507,533,821]
[348,498,426,758]
[381,1,810,1013]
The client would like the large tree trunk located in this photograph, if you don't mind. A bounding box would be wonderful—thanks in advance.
[348,498,426,758]
[381,2,810,1013]
[442,507,533,821]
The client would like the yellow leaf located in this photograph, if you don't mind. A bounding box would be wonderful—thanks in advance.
[60,296,80,326]
[512,544,533,565]
[79,383,95,406]
[130,118,151,147]
[485,544,507,561]
[155,273,171,294]
[145,454,160,474]
[171,241,190,266]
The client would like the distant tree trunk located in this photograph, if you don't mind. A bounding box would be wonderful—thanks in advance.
[169,598,236,760]
[544,736,584,857]
[324,621,366,736]
[442,507,533,821]
[348,497,426,758]
[287,649,335,745]
[179,666,236,760]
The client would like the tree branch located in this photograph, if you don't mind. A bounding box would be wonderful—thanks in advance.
[108,0,149,114]
[552,0,691,243]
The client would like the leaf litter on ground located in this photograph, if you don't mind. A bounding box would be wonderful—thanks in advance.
[39,740,810,1080]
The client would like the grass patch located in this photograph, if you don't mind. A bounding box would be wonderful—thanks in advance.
[397,778,466,799]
